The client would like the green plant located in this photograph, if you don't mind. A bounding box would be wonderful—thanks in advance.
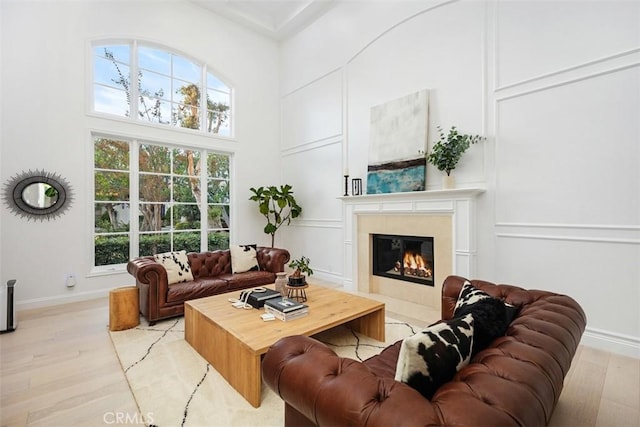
[249,184,302,247]
[289,256,313,278]
[426,126,484,176]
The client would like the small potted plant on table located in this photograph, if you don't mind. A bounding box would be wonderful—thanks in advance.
[288,256,313,287]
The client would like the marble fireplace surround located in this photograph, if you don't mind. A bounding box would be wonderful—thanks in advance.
[341,188,484,310]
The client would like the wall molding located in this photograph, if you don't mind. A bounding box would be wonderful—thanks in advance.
[496,47,640,94]
[582,327,640,359]
[17,288,110,311]
[495,222,640,245]
[281,67,343,99]
[281,133,342,157]
[496,58,640,103]
[292,218,342,229]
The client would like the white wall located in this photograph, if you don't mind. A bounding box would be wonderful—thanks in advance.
[279,0,640,357]
[0,0,280,308]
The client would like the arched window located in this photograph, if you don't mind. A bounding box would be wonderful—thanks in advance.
[91,41,232,270]
[92,41,232,136]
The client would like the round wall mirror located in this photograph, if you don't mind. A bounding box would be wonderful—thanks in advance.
[2,170,73,221]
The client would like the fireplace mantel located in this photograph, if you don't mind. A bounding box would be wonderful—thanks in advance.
[340,188,485,296]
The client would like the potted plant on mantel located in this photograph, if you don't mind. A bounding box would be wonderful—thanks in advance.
[288,256,313,287]
[426,126,484,189]
[249,184,302,247]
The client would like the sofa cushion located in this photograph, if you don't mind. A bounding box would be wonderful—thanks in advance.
[154,250,194,285]
[394,313,474,399]
[225,271,276,290]
[454,280,518,354]
[230,244,260,273]
[166,278,229,303]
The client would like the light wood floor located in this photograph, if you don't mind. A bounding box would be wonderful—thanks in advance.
[1,288,638,427]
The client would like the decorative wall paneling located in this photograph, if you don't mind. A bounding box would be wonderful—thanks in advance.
[492,0,640,357]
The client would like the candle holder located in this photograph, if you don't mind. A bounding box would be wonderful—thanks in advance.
[344,175,349,196]
[352,178,362,196]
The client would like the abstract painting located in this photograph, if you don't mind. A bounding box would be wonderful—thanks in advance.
[367,90,428,194]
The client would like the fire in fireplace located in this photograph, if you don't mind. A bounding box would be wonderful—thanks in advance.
[372,234,434,286]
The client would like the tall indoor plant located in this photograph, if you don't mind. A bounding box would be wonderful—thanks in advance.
[249,184,302,247]
[426,126,484,188]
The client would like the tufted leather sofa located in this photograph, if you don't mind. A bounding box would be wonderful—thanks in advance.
[127,247,290,324]
[262,275,587,426]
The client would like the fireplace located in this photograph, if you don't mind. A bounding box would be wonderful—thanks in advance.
[372,234,435,286]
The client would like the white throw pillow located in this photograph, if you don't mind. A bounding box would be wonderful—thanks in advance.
[154,250,194,285]
[230,244,259,273]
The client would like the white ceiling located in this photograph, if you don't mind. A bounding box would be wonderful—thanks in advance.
[190,0,335,40]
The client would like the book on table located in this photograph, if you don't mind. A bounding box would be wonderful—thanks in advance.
[239,288,281,308]
[264,297,309,321]
[264,297,308,313]
[264,305,309,321]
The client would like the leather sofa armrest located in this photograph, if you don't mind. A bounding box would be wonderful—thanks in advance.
[127,256,167,288]
[127,257,169,318]
[262,335,441,427]
[256,246,290,273]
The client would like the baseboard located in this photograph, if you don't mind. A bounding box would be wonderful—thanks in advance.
[581,327,640,359]
[16,289,111,311]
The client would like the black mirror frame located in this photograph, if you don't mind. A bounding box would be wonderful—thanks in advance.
[2,170,74,221]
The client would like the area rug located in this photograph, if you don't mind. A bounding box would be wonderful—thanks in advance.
[109,316,418,427]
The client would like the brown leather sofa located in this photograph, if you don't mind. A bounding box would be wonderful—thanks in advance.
[262,275,587,426]
[127,247,290,324]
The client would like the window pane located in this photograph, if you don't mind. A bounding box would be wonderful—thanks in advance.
[206,102,230,134]
[174,231,201,253]
[95,203,130,232]
[94,45,130,65]
[94,56,130,88]
[139,46,170,75]
[207,153,229,178]
[95,171,129,201]
[139,233,171,256]
[207,89,230,105]
[207,116,231,136]
[95,138,129,170]
[140,71,170,101]
[139,175,170,202]
[208,231,229,251]
[139,203,169,232]
[139,144,170,173]
[94,85,129,116]
[173,55,200,83]
[207,179,229,203]
[95,234,129,266]
[139,97,170,124]
[173,206,200,230]
[207,72,229,93]
[207,205,229,229]
[174,177,198,202]
[174,103,201,130]
[173,148,200,176]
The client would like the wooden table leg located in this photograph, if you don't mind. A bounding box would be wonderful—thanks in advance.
[346,306,385,341]
[185,303,262,407]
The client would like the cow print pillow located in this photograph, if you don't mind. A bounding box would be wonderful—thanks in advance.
[230,244,260,273]
[154,250,194,285]
[395,314,474,399]
[454,281,518,355]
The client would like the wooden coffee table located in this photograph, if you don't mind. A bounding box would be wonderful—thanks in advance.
[184,285,385,407]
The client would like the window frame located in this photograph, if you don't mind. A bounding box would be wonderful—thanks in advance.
[90,132,233,274]
[90,39,235,139]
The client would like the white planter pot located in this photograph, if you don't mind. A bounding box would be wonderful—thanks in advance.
[443,174,456,189]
